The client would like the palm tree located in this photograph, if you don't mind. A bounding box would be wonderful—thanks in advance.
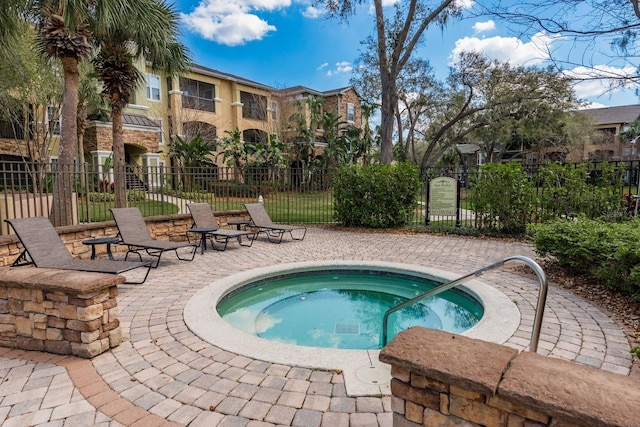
[290,95,325,168]
[92,0,189,207]
[76,62,108,215]
[1,0,144,225]
[34,2,93,226]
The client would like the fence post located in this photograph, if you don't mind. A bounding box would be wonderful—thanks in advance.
[425,176,430,226]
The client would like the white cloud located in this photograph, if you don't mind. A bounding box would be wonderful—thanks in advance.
[302,5,322,18]
[368,0,401,14]
[450,31,556,66]
[181,0,291,46]
[563,65,637,99]
[454,0,474,9]
[326,61,353,76]
[473,20,495,33]
[317,62,329,70]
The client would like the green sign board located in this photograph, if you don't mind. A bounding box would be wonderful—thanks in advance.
[429,177,457,216]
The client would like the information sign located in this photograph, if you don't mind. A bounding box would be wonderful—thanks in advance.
[429,177,457,216]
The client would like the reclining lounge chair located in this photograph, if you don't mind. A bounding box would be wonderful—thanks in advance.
[5,217,151,284]
[110,207,197,267]
[186,203,256,253]
[244,203,307,243]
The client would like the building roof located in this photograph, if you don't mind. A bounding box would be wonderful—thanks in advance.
[279,85,356,98]
[123,114,160,128]
[321,86,353,96]
[456,144,480,155]
[279,85,325,97]
[190,63,276,92]
[190,63,357,100]
[580,104,640,126]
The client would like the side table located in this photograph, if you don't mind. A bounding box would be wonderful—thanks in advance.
[228,220,252,243]
[82,237,120,260]
[187,228,218,254]
[228,220,251,230]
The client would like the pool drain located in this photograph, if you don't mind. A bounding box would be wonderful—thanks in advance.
[335,322,360,334]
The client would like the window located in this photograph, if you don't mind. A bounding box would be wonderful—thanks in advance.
[47,106,61,135]
[240,91,267,121]
[588,150,615,161]
[477,152,484,166]
[346,103,355,122]
[146,74,161,101]
[270,101,278,121]
[544,152,566,162]
[181,78,215,112]
[183,121,217,142]
[243,129,268,145]
[156,118,164,145]
[592,128,615,145]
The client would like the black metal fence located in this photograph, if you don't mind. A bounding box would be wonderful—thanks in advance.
[0,160,637,234]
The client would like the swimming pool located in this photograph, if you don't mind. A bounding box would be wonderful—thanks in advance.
[217,270,484,350]
[185,261,520,395]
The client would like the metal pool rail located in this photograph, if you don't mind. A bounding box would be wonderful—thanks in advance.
[381,255,548,351]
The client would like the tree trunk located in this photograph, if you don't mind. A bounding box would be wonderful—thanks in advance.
[111,97,127,208]
[379,73,398,164]
[51,56,79,226]
[77,101,88,187]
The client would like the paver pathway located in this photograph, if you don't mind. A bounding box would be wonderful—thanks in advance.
[0,228,634,426]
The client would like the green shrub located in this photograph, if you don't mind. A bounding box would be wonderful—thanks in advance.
[155,184,175,195]
[470,163,534,235]
[89,192,115,202]
[208,181,274,198]
[533,219,640,298]
[537,162,626,222]
[126,190,146,202]
[333,162,420,228]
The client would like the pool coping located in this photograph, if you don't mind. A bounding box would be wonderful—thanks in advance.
[184,260,520,396]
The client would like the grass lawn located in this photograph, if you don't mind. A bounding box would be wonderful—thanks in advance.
[204,191,335,224]
[77,189,475,227]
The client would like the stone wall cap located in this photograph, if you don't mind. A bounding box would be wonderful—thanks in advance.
[380,327,518,395]
[499,351,640,427]
[0,266,124,293]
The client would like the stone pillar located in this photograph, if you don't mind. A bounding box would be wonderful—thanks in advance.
[0,268,124,358]
[380,327,640,427]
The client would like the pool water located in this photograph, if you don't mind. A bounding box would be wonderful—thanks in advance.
[217,270,483,350]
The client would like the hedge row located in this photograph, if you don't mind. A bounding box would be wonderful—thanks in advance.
[533,219,640,298]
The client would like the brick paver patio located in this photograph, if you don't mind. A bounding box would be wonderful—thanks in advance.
[0,228,634,426]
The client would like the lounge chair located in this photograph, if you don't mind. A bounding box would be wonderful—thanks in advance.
[5,217,151,284]
[110,207,197,267]
[186,203,256,253]
[244,203,307,243]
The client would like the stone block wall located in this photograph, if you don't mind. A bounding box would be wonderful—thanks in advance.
[380,327,640,427]
[0,268,124,358]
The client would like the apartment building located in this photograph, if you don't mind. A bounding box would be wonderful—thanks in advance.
[80,63,363,185]
[457,104,640,166]
[0,60,363,188]
[570,104,640,162]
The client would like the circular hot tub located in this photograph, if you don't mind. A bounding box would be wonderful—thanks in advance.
[217,269,483,350]
[184,261,520,395]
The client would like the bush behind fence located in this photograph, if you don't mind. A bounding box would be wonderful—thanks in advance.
[0,160,636,234]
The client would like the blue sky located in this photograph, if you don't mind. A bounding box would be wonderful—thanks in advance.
[171,0,639,109]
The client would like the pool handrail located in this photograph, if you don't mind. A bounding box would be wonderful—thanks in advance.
[381,255,548,352]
